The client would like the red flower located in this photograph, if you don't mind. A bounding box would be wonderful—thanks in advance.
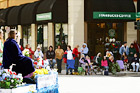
[13,72,17,75]
[42,60,44,65]
[5,78,7,80]
[34,62,37,65]
[10,71,12,75]
[0,63,2,66]
[17,78,19,80]
[8,69,9,72]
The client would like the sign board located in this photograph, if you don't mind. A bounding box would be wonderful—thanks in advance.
[36,12,52,21]
[93,12,136,20]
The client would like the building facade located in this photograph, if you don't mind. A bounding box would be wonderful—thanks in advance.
[0,0,138,57]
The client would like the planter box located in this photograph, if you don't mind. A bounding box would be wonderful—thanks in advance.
[0,84,36,93]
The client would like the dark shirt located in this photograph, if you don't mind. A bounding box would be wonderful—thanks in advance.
[132,57,139,63]
[61,43,67,52]
[46,50,55,59]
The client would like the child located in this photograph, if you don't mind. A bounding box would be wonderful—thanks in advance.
[131,54,139,72]
[123,56,128,71]
[101,56,108,71]
[79,55,90,75]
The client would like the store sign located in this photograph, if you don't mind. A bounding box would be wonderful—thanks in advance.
[93,12,136,20]
[36,12,52,21]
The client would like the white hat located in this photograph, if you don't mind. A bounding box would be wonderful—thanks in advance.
[37,46,41,49]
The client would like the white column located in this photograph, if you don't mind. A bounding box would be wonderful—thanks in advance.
[31,24,36,51]
[18,25,22,39]
[68,0,84,49]
[48,23,54,47]
[43,25,48,48]
[127,2,137,46]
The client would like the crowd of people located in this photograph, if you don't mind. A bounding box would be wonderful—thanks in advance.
[0,30,140,76]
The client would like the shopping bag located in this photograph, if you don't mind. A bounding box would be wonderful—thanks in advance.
[116,60,124,69]
[67,60,75,69]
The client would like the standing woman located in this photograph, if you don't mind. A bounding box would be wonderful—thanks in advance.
[0,31,4,64]
[73,45,80,74]
[63,45,75,75]
[55,45,64,73]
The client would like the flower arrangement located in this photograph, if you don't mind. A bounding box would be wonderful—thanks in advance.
[22,49,30,57]
[0,69,23,89]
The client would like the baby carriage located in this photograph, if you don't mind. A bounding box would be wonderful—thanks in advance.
[67,60,75,74]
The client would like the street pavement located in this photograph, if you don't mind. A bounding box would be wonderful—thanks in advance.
[58,74,140,93]
[58,70,140,93]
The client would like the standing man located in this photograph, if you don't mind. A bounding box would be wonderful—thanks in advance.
[55,45,64,73]
[119,42,129,59]
[61,40,67,52]
[73,45,80,75]
[134,40,140,59]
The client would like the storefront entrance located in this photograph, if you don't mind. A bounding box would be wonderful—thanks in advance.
[87,22,125,57]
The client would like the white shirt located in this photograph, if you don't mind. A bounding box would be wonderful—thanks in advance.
[67,50,73,60]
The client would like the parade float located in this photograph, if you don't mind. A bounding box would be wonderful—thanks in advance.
[0,58,59,93]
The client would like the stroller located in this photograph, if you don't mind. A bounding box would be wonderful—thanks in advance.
[67,60,75,74]
[92,56,103,75]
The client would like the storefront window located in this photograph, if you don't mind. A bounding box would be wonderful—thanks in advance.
[87,22,124,58]
[22,26,31,48]
[37,25,48,52]
[54,23,68,49]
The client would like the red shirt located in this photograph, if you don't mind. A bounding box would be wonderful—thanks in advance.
[134,43,140,52]
[73,48,80,58]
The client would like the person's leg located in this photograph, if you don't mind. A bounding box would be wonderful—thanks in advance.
[131,62,135,72]
[65,63,68,74]
[74,57,79,72]
[59,59,62,73]
[56,59,60,72]
[48,59,52,68]
[52,59,56,68]
[136,63,139,72]
[70,68,73,74]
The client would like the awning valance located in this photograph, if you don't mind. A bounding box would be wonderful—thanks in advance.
[36,0,68,23]
[7,5,25,26]
[20,1,40,25]
[85,0,136,22]
[0,8,12,26]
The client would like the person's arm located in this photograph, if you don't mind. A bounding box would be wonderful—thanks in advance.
[34,51,38,58]
[53,51,55,59]
[119,47,122,55]
[46,51,48,59]
[79,59,85,64]
[41,51,44,58]
[0,40,3,53]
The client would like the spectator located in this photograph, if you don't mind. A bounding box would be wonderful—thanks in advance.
[80,43,89,57]
[23,44,34,58]
[134,40,140,59]
[63,45,75,75]
[128,43,136,66]
[131,54,139,72]
[96,52,102,68]
[55,45,64,73]
[79,54,91,75]
[73,45,80,74]
[119,42,129,58]
[101,56,109,71]
[34,46,44,59]
[46,46,56,69]
[61,40,67,52]
[0,31,4,64]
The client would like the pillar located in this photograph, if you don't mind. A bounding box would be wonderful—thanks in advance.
[48,23,54,47]
[68,0,84,49]
[31,24,36,51]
